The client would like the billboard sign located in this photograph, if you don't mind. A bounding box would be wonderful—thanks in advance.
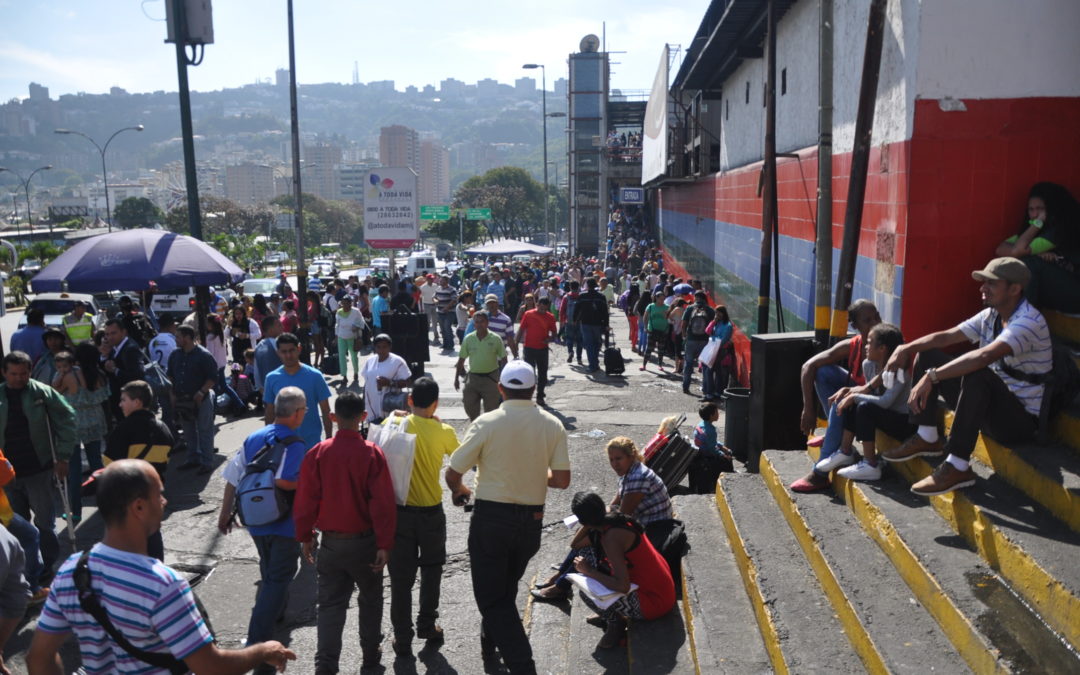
[363,168,419,249]
[619,187,645,204]
[641,45,670,184]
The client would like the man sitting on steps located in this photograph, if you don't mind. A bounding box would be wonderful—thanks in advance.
[881,257,1052,496]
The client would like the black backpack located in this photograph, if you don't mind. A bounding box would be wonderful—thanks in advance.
[686,305,713,339]
[1000,338,1080,444]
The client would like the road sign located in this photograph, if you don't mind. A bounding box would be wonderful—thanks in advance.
[274,213,295,230]
[619,187,645,204]
[420,205,451,220]
[466,208,492,220]
[363,168,419,249]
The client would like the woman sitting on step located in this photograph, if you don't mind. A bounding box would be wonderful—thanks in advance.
[561,491,676,649]
[532,437,672,602]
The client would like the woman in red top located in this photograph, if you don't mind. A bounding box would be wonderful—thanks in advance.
[569,491,675,649]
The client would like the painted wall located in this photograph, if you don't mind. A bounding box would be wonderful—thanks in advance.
[917,0,1080,100]
[720,0,920,170]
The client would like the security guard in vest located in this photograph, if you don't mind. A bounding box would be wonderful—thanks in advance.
[62,301,95,345]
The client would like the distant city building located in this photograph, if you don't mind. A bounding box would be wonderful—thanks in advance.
[422,84,436,96]
[368,80,396,92]
[303,143,343,200]
[28,82,49,102]
[225,163,275,206]
[515,77,537,94]
[275,68,289,87]
[477,78,500,98]
[554,77,568,98]
[110,86,129,97]
[440,78,466,97]
[340,161,380,203]
[419,139,450,206]
[379,125,420,172]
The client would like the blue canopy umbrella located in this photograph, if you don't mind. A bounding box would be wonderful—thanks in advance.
[31,228,245,293]
[673,282,694,295]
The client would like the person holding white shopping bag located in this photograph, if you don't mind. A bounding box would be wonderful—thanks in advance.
[380,376,461,657]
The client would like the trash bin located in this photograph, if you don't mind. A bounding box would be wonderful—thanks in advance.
[723,387,751,462]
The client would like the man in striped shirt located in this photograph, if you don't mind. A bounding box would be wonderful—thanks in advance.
[881,257,1052,496]
[27,459,295,674]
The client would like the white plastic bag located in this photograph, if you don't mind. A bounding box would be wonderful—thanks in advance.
[370,415,416,506]
[699,339,722,369]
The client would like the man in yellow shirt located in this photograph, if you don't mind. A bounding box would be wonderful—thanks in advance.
[385,377,459,658]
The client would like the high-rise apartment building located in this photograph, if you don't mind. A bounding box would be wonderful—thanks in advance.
[419,140,450,206]
[303,143,342,200]
[379,125,420,172]
[225,163,275,206]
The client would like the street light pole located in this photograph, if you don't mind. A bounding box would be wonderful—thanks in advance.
[1,165,52,243]
[523,63,549,247]
[55,125,144,231]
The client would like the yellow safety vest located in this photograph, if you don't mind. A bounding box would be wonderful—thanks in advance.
[63,313,95,344]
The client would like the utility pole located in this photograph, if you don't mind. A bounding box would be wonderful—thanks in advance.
[287,0,311,349]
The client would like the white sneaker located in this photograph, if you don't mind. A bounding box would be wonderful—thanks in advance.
[814,450,857,474]
[837,459,882,482]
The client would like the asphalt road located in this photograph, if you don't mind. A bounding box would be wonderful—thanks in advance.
[3,310,719,674]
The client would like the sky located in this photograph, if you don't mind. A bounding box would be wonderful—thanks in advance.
[0,0,712,101]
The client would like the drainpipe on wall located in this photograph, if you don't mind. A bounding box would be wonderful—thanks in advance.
[832,0,887,344]
[814,0,834,348]
[755,0,779,335]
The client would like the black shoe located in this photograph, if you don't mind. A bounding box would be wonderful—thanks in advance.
[480,634,498,661]
[586,615,607,628]
[682,388,691,395]
[362,647,382,670]
[416,624,444,641]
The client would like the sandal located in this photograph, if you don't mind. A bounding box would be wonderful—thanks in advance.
[530,585,570,602]
[586,615,606,628]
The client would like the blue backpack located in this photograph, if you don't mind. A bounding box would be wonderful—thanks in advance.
[235,434,302,527]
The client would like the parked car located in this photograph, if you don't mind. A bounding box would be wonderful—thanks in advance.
[371,257,390,272]
[241,278,282,298]
[149,286,232,318]
[19,293,105,330]
[308,259,338,279]
[16,259,42,279]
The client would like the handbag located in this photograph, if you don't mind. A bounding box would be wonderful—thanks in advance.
[699,339,722,369]
[381,386,409,415]
[368,415,417,505]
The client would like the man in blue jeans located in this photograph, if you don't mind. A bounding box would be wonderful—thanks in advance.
[560,282,583,364]
[573,278,610,373]
[218,386,308,671]
[681,291,715,397]
[789,300,880,492]
[167,325,218,474]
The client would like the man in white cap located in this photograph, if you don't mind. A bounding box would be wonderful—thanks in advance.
[445,360,570,674]
[880,257,1052,496]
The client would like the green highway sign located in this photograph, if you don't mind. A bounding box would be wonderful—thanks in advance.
[466,208,492,220]
[420,205,451,220]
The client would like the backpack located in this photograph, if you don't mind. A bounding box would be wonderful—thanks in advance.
[564,294,579,324]
[686,305,712,339]
[235,434,303,527]
[1000,338,1080,444]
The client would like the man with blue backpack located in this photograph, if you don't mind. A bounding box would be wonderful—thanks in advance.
[217,385,308,671]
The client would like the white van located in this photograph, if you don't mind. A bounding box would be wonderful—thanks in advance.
[404,252,437,279]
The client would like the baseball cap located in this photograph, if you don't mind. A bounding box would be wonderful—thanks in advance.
[484,294,499,304]
[499,360,537,390]
[971,257,1031,287]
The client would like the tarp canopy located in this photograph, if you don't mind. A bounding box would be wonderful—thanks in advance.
[31,228,245,293]
[462,239,554,256]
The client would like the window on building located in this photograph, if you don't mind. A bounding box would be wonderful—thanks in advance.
[745,81,750,104]
[781,68,787,96]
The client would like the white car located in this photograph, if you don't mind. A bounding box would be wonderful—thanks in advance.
[371,257,390,272]
[308,259,338,278]
[241,278,281,298]
[19,293,104,330]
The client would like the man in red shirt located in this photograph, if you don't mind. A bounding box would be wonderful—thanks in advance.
[515,296,558,406]
[293,391,397,673]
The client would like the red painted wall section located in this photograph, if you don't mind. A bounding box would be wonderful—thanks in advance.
[903,97,1080,340]
[663,142,911,267]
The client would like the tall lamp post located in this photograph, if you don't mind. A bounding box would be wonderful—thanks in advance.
[0,165,52,243]
[522,63,551,247]
[55,125,144,231]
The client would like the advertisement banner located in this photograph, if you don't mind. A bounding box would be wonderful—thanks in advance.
[364,168,419,249]
[641,45,670,184]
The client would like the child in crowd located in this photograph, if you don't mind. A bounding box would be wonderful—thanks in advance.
[814,323,911,482]
[243,348,261,410]
[689,402,733,493]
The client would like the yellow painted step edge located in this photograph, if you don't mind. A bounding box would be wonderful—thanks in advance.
[678,560,702,675]
[714,477,790,675]
[799,451,1010,674]
[857,438,1080,649]
[758,455,891,675]
[940,409,1080,534]
[1053,412,1080,456]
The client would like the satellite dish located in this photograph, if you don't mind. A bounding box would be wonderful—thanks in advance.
[580,34,600,53]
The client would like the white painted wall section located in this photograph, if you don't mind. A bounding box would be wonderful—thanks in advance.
[917,0,1080,100]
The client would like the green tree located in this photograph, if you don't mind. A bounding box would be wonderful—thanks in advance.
[452,167,544,243]
[113,197,164,229]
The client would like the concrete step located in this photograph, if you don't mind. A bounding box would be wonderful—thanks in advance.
[771,450,1080,673]
[1044,310,1080,344]
[628,597,695,674]
[674,494,771,673]
[567,573,630,674]
[716,472,865,674]
[818,438,1080,649]
[759,450,972,674]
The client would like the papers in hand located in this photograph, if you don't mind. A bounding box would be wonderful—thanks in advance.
[564,573,639,610]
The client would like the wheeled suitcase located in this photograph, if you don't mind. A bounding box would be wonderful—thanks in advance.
[646,430,696,488]
[603,329,626,375]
